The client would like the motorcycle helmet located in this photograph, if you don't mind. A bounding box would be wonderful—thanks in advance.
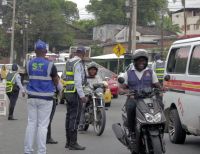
[133,49,148,61]
[132,49,148,70]
[87,62,98,71]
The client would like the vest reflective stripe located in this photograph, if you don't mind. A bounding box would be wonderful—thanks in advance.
[29,76,52,80]
[66,72,74,76]
[27,91,55,97]
[6,72,17,93]
[155,61,165,81]
[64,59,80,93]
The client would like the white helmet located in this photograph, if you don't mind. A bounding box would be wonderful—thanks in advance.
[133,49,148,61]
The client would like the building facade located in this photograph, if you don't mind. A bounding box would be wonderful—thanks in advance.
[172,8,200,36]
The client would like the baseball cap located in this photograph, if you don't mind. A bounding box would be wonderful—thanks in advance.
[76,46,86,53]
[35,39,47,51]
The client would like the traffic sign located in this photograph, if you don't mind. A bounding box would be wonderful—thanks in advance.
[113,44,125,57]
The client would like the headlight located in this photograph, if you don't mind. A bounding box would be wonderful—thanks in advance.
[154,112,162,123]
[144,113,154,123]
[144,112,162,123]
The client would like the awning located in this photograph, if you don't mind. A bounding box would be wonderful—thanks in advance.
[91,54,124,60]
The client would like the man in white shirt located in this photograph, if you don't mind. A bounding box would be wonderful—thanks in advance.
[119,49,162,138]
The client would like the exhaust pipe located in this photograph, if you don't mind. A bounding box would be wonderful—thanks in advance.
[112,123,128,147]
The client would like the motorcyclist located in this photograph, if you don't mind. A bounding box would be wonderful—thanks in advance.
[119,49,162,138]
[78,62,102,131]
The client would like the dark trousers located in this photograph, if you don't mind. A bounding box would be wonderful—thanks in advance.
[126,97,137,132]
[7,90,19,118]
[47,99,57,140]
[65,93,82,144]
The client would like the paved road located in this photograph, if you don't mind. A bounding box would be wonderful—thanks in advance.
[0,95,200,154]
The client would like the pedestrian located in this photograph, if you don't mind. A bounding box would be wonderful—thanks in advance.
[6,64,25,120]
[24,39,61,154]
[151,53,165,83]
[1,64,8,81]
[63,46,87,150]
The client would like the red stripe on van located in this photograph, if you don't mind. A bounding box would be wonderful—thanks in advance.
[164,80,200,92]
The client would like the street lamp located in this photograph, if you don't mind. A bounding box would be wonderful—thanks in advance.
[2,0,16,63]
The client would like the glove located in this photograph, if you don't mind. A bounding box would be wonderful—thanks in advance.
[80,96,88,103]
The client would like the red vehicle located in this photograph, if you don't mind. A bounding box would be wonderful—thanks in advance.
[105,76,119,98]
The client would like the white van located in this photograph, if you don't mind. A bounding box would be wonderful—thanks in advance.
[163,37,200,144]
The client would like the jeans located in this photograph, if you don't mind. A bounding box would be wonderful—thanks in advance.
[24,98,53,154]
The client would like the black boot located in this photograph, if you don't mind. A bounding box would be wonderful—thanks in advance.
[65,132,70,148]
[69,131,85,150]
[8,106,17,120]
[47,138,58,144]
[69,142,86,150]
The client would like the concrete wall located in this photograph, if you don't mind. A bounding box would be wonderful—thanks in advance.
[172,10,200,35]
[93,24,124,42]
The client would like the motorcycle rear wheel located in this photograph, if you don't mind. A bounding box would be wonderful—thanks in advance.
[94,108,106,136]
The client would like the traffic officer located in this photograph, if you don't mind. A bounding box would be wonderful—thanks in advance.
[63,47,87,150]
[24,39,61,154]
[152,53,165,83]
[6,64,25,120]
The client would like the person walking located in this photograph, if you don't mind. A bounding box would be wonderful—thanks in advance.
[6,64,25,120]
[24,39,60,154]
[1,65,8,81]
[63,47,87,150]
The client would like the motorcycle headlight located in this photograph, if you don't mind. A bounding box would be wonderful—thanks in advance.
[144,112,162,123]
[144,113,154,123]
[154,112,162,123]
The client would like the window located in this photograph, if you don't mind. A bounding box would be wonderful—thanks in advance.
[194,24,200,30]
[167,46,190,74]
[189,46,200,75]
[187,25,190,30]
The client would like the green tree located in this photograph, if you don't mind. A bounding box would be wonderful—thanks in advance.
[162,16,180,33]
[86,0,167,26]
[86,0,127,25]
[73,19,97,38]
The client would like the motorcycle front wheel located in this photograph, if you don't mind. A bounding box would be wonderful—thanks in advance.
[150,136,163,154]
[94,108,106,136]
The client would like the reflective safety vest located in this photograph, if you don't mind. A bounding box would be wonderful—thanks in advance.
[26,57,55,98]
[155,61,165,82]
[64,59,81,93]
[6,72,17,93]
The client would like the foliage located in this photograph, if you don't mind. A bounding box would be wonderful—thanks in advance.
[86,0,127,25]
[90,44,103,57]
[86,0,167,26]
[73,19,97,38]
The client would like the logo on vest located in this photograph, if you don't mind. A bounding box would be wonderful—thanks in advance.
[145,71,151,77]
[32,63,44,72]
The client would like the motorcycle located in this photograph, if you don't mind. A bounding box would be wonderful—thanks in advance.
[81,83,106,136]
[112,77,166,154]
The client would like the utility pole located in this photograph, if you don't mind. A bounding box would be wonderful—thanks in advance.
[160,12,164,59]
[127,0,133,54]
[10,0,16,63]
[131,0,137,54]
[183,0,187,36]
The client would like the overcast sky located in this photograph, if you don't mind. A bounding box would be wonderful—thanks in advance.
[69,0,200,19]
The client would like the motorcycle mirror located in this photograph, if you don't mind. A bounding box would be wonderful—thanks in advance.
[118,77,125,84]
[164,75,170,81]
